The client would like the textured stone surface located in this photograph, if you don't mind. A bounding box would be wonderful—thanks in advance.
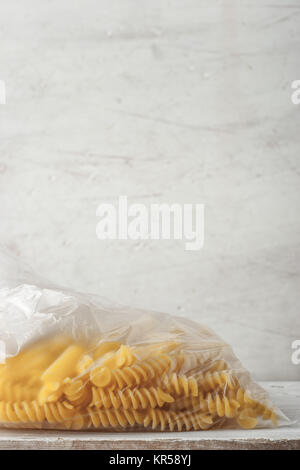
[0,1,299,380]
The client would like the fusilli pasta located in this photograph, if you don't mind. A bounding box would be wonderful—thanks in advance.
[90,386,174,409]
[143,408,214,431]
[0,336,279,431]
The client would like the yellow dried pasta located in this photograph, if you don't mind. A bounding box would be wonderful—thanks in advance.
[90,386,174,410]
[86,407,145,429]
[39,344,85,404]
[143,408,214,431]
[0,400,76,424]
[161,373,199,397]
[90,355,172,389]
[0,336,280,431]
[195,370,237,392]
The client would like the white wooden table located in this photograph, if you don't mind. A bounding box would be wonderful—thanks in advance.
[0,382,298,450]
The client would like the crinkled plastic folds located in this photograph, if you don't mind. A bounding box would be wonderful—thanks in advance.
[0,249,290,431]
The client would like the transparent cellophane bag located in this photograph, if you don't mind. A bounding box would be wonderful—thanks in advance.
[0,250,290,431]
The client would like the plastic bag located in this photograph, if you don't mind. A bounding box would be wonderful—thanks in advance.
[0,250,290,431]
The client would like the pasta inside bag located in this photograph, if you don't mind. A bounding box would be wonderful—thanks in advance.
[0,252,290,431]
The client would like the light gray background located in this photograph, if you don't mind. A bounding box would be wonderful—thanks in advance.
[0,0,299,380]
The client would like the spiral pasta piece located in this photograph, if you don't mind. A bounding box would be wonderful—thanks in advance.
[255,404,277,425]
[90,386,174,410]
[86,407,145,429]
[0,400,76,424]
[196,370,237,393]
[187,390,242,418]
[227,388,277,425]
[91,355,172,389]
[205,392,241,418]
[161,373,199,397]
[168,391,240,418]
[143,408,214,431]
[227,387,256,407]
[63,379,92,407]
[237,408,258,429]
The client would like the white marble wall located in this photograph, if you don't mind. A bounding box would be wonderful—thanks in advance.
[0,0,299,380]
